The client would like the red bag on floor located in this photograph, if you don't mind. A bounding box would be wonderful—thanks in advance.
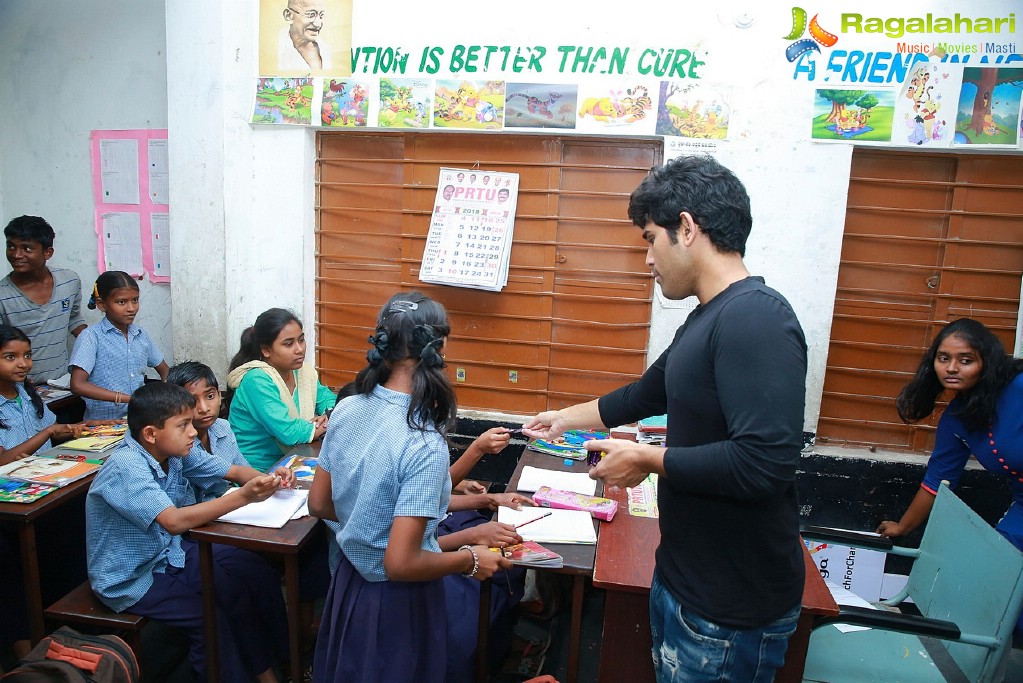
[2,626,139,682]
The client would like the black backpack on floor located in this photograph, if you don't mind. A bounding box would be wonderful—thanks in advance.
[2,626,139,683]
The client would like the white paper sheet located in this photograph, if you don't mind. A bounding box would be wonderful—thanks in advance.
[100,212,143,275]
[147,139,170,205]
[217,488,309,528]
[99,139,140,204]
[149,213,171,277]
[497,507,596,544]
[516,466,597,496]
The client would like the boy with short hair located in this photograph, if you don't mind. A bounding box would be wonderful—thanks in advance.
[86,382,290,682]
[168,361,254,500]
[0,216,86,382]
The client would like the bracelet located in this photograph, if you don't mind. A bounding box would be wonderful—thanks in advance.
[458,544,479,578]
[113,392,120,405]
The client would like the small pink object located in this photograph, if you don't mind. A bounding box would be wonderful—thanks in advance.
[532,486,618,522]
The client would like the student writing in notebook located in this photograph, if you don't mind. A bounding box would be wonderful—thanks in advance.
[86,382,289,682]
[309,291,509,683]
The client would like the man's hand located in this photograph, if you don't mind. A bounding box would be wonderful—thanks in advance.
[587,439,660,489]
[521,410,568,441]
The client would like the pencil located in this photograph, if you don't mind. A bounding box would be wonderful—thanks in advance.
[514,511,552,529]
[501,546,514,595]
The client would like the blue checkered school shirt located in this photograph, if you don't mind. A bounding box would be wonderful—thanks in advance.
[86,433,228,612]
[0,383,55,453]
[69,317,164,420]
[319,385,451,582]
[188,418,251,501]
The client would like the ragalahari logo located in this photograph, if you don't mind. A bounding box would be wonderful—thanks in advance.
[783,7,839,61]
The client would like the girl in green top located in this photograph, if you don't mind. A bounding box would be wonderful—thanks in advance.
[226,308,335,471]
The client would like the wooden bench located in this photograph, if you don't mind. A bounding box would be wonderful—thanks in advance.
[44,581,148,678]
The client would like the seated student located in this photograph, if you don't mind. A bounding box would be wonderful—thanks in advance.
[167,361,252,501]
[86,382,293,683]
[226,308,335,472]
[70,271,169,420]
[0,324,90,664]
[0,325,89,464]
[0,216,87,383]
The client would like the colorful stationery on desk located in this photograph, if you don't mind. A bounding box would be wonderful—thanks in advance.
[497,506,597,544]
[627,473,659,518]
[533,486,618,521]
[490,540,563,568]
[526,429,608,460]
[216,488,309,528]
[0,454,102,489]
[270,451,318,487]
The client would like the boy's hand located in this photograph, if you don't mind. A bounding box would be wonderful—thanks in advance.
[239,474,282,503]
[468,521,522,548]
[485,492,535,511]
[270,466,296,488]
[473,544,512,581]
[473,427,512,455]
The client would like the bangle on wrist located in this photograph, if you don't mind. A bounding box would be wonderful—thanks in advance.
[458,544,479,578]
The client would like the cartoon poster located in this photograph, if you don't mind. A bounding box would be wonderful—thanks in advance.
[575,81,657,135]
[954,67,1023,147]
[320,79,371,127]
[893,62,961,149]
[811,88,895,143]
[433,80,506,130]
[504,83,578,129]
[258,0,353,77]
[377,78,432,128]
[252,78,315,125]
[655,82,730,139]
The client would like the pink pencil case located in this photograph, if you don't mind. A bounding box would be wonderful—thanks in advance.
[532,486,618,522]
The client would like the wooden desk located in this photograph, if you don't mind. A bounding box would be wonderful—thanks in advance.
[190,514,320,683]
[0,462,95,643]
[495,450,601,683]
[592,486,839,683]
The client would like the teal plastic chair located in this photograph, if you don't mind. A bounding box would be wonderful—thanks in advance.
[801,484,1023,683]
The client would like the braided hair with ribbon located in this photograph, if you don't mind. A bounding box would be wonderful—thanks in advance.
[357,292,456,434]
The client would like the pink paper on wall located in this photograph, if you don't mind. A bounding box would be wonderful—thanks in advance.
[89,129,170,283]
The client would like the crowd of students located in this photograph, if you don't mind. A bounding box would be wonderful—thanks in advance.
[0,216,535,682]
[4,150,1023,683]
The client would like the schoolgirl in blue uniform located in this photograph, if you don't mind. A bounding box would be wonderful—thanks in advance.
[878,318,1023,633]
[70,271,169,420]
[308,292,510,683]
[0,324,89,662]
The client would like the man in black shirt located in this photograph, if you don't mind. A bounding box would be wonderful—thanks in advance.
[524,156,807,682]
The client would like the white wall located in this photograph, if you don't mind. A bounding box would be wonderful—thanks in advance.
[0,0,173,371]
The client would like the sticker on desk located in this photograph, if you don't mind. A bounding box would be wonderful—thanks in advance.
[627,473,658,518]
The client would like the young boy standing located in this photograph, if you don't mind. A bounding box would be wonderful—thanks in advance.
[0,216,86,382]
[86,382,290,682]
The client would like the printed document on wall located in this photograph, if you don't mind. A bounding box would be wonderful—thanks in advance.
[100,212,144,276]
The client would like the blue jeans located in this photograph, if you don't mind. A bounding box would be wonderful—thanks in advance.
[649,574,799,683]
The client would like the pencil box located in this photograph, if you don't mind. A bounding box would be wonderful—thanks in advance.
[532,486,618,522]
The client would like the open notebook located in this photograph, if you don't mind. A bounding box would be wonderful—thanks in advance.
[497,506,596,545]
[216,488,309,528]
[516,466,597,496]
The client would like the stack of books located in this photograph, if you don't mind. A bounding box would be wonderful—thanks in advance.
[59,423,128,455]
[492,540,563,568]
[0,453,104,503]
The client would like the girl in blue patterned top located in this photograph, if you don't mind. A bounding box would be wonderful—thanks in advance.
[0,324,88,464]
[70,271,169,420]
[308,292,510,683]
[878,318,1023,633]
[0,324,89,662]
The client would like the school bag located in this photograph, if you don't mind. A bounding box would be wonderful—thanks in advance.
[1,626,139,683]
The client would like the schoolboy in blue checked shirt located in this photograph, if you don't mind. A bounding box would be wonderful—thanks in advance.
[86,382,291,683]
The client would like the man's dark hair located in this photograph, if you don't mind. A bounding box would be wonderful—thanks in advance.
[167,361,220,390]
[127,383,196,440]
[4,215,56,250]
[627,156,752,256]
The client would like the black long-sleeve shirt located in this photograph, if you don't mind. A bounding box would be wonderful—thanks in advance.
[599,277,807,628]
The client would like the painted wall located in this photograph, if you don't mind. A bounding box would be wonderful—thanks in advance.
[0,0,173,373]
